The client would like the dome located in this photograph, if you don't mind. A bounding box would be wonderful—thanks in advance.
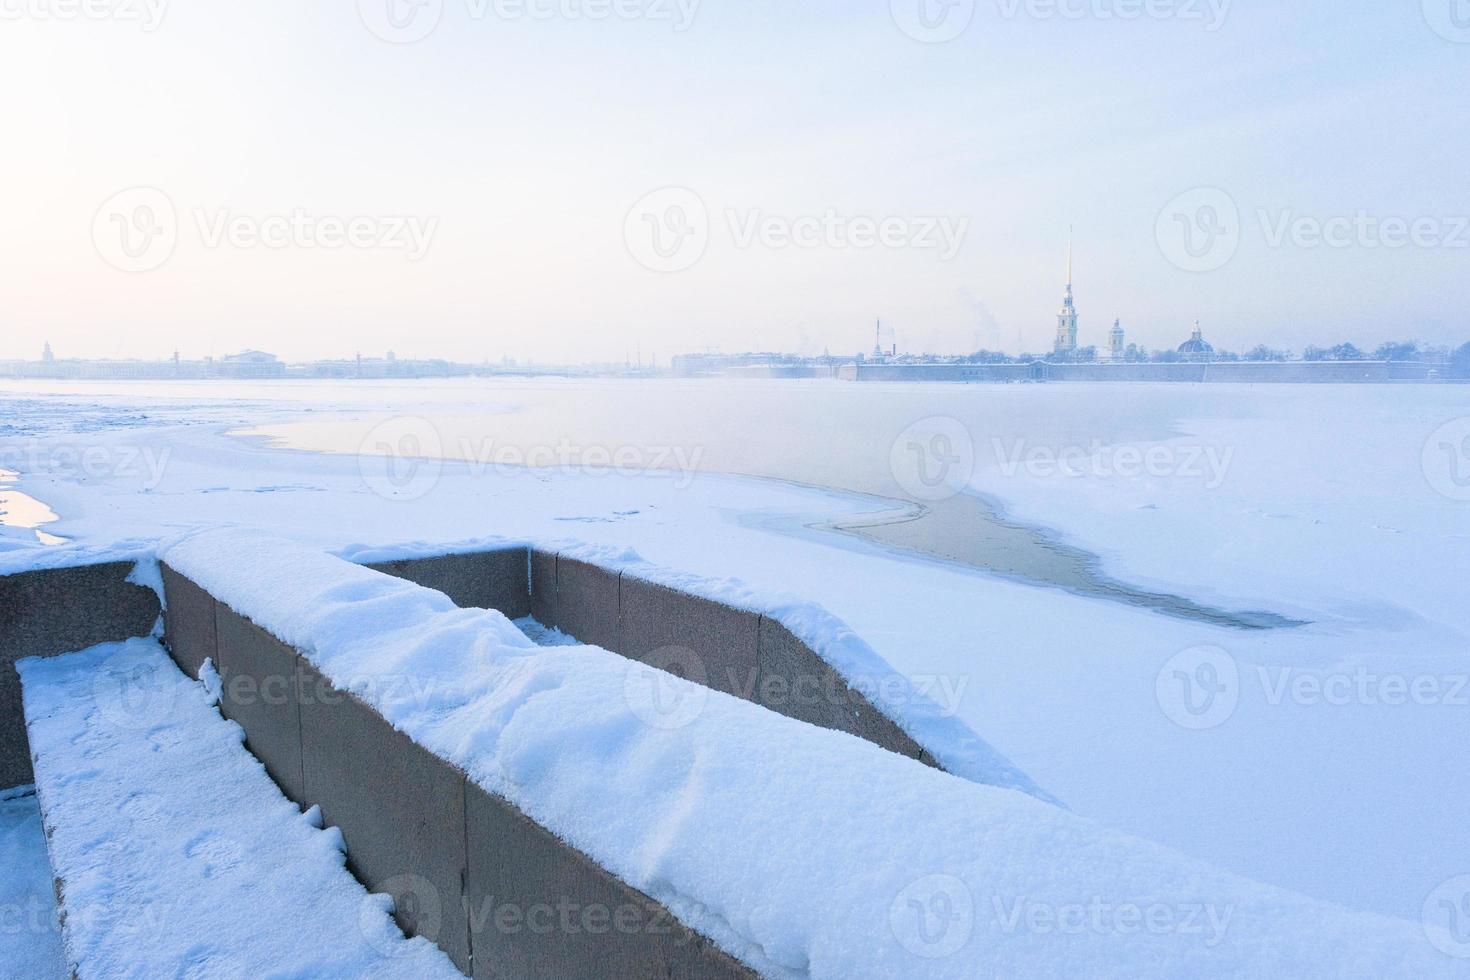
[1178,320,1213,355]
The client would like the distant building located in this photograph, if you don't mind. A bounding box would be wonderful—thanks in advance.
[1109,319,1125,360]
[42,342,54,363]
[1177,320,1215,360]
[219,350,285,378]
[669,351,843,379]
[862,320,898,362]
[1054,233,1078,354]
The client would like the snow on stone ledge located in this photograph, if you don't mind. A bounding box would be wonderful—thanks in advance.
[336,532,1046,800]
[162,528,1458,979]
[18,637,461,980]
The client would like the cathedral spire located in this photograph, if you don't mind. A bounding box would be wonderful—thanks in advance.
[1054,230,1079,354]
[1067,225,1073,288]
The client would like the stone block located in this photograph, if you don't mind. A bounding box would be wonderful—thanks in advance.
[297,660,472,973]
[366,548,531,619]
[0,561,160,788]
[618,576,759,702]
[529,550,557,628]
[213,604,307,804]
[756,618,929,764]
[554,558,620,651]
[464,783,753,980]
[160,563,217,679]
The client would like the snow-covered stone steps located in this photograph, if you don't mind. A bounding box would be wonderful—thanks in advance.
[0,559,160,789]
[155,542,757,978]
[151,528,1465,979]
[18,637,464,979]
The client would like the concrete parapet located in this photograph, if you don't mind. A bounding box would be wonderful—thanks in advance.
[756,619,930,764]
[619,575,760,703]
[365,548,531,620]
[529,549,557,627]
[164,562,755,978]
[464,782,754,980]
[553,558,620,652]
[297,659,472,972]
[160,562,217,679]
[213,604,308,804]
[0,561,159,788]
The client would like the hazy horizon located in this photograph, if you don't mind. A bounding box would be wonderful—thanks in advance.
[3,2,1467,364]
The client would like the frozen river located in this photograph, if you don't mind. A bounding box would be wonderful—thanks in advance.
[242,378,1302,627]
[1,376,1467,925]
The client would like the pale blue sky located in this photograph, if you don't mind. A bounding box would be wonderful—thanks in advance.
[2,1,1466,362]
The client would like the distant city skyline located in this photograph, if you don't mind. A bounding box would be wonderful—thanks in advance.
[2,4,1467,363]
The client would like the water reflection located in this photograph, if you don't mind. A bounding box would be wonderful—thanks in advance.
[0,469,68,545]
